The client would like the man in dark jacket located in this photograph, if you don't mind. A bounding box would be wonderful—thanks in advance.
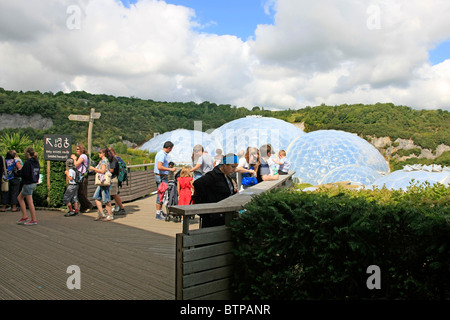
[193,154,238,228]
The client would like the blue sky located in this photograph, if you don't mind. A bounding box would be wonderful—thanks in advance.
[121,0,274,40]
[120,0,449,64]
[429,39,450,65]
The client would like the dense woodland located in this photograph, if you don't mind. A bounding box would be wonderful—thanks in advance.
[1,88,449,152]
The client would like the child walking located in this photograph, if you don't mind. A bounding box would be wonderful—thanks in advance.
[63,158,80,217]
[177,166,194,205]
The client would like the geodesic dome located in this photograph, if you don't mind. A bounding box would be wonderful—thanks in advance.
[286,130,390,186]
[210,116,305,155]
[140,129,219,164]
[369,165,450,190]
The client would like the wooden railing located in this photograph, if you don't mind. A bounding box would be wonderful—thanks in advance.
[87,163,158,204]
[169,171,295,300]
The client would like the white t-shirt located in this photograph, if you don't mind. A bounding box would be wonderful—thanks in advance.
[68,168,77,185]
[196,153,214,175]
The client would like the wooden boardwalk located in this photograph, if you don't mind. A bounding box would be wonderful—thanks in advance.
[0,194,199,300]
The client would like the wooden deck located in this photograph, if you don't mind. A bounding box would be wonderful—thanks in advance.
[0,194,199,300]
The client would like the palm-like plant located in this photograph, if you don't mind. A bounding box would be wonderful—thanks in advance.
[0,132,32,154]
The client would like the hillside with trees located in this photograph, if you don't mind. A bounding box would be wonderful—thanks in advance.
[1,88,449,157]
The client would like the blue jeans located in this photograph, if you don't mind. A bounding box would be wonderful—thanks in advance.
[93,185,111,204]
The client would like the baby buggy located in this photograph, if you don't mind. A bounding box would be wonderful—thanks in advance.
[163,169,181,222]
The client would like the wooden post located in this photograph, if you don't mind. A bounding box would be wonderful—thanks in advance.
[46,160,51,204]
[68,108,100,160]
[87,108,94,160]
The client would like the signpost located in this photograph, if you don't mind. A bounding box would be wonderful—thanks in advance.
[68,108,101,159]
[44,135,72,161]
[43,134,73,203]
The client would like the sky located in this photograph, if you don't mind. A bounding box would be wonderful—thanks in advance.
[0,0,449,111]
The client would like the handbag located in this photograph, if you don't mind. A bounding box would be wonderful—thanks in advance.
[242,176,258,186]
[1,157,9,192]
[1,178,8,192]
[241,166,257,186]
[95,171,112,186]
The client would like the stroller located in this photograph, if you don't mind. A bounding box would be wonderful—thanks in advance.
[163,168,181,222]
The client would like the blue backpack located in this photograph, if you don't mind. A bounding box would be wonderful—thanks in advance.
[5,159,17,180]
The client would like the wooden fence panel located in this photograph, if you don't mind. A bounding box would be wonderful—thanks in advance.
[177,225,235,300]
[173,171,296,300]
[86,164,157,205]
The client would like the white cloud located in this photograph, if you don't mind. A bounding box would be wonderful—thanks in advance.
[0,0,449,111]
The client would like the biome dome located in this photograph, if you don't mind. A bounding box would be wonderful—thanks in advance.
[210,116,305,154]
[140,129,219,164]
[369,164,450,190]
[286,130,390,186]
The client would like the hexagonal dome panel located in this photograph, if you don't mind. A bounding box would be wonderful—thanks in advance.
[370,165,450,190]
[210,116,305,154]
[140,129,219,164]
[286,130,390,185]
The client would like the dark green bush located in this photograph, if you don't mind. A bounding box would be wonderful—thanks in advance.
[34,160,66,208]
[231,186,450,300]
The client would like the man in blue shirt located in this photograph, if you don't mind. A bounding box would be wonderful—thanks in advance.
[154,141,176,220]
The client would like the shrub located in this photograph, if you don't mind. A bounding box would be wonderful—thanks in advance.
[231,185,450,300]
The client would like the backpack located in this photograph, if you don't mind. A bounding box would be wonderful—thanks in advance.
[5,159,16,180]
[116,156,128,186]
[73,169,84,184]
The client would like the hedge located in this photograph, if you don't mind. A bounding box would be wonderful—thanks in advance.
[34,161,66,208]
[231,184,450,300]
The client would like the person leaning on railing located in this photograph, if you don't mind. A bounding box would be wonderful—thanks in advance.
[192,153,238,228]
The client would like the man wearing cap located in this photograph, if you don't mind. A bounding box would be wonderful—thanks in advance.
[192,153,238,228]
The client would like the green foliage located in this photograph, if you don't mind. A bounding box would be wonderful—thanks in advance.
[284,103,450,150]
[392,148,422,157]
[231,184,450,300]
[391,151,450,171]
[33,160,66,208]
[0,132,32,154]
[2,89,448,154]
[47,161,67,208]
[0,88,256,147]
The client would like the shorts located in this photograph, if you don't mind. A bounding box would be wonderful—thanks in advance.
[193,171,203,180]
[155,174,168,205]
[63,184,79,204]
[93,185,111,204]
[110,178,119,196]
[22,183,37,196]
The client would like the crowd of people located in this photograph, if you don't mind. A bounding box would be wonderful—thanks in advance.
[153,141,291,227]
[0,143,128,226]
[1,140,290,228]
[1,147,41,226]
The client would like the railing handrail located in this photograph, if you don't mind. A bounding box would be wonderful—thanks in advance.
[126,163,155,169]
